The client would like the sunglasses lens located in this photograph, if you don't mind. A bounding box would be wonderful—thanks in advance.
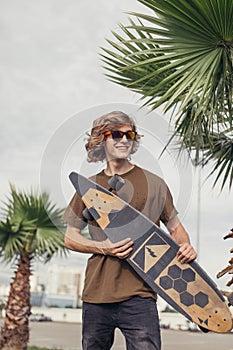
[127,131,136,140]
[103,131,112,137]
[111,131,123,139]
[103,130,137,140]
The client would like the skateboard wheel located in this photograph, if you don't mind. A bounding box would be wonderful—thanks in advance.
[108,174,125,191]
[82,208,94,221]
[227,292,233,306]
[198,325,209,333]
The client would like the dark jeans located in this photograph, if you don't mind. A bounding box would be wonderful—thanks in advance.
[82,296,161,350]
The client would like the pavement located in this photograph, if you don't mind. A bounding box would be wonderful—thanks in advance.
[28,321,233,350]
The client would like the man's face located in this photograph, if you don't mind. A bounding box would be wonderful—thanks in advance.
[104,124,135,161]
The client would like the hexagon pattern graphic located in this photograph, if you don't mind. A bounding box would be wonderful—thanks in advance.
[159,264,209,308]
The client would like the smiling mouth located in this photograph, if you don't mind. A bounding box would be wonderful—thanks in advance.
[116,146,130,151]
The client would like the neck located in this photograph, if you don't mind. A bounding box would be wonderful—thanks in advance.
[104,159,134,176]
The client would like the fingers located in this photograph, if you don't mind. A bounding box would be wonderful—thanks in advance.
[111,237,133,248]
[177,243,197,264]
[112,238,134,259]
[103,238,134,259]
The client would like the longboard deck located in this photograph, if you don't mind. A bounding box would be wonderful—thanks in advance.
[69,172,233,333]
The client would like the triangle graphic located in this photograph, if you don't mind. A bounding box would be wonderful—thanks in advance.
[144,245,170,273]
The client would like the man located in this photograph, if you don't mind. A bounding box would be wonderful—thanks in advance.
[63,111,197,350]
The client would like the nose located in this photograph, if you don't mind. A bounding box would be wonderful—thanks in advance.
[120,134,129,142]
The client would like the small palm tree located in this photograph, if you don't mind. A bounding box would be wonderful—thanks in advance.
[101,0,233,189]
[0,185,67,350]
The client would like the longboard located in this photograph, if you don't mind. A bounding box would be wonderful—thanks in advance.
[69,172,233,333]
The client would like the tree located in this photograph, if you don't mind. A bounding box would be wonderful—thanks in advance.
[0,185,67,350]
[101,0,233,189]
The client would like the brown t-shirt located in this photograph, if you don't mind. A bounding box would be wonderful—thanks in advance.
[63,165,178,303]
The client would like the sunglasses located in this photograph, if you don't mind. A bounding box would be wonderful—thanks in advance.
[103,130,138,141]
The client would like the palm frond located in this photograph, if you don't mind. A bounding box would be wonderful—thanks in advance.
[102,1,233,117]
[101,0,233,189]
[0,185,67,262]
[202,129,233,190]
[178,124,233,189]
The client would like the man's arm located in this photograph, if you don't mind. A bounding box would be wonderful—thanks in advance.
[166,216,197,264]
[64,225,134,259]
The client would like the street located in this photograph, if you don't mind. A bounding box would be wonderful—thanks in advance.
[29,322,233,350]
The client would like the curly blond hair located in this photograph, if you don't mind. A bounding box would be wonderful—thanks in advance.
[85,111,141,162]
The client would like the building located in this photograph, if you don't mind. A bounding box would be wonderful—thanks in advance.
[30,263,85,308]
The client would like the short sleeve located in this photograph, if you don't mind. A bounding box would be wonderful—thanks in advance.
[159,182,178,226]
[62,192,87,230]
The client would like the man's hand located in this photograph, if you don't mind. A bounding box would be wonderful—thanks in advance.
[100,238,134,259]
[177,242,197,264]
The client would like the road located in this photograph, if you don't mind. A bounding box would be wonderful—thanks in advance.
[29,322,233,350]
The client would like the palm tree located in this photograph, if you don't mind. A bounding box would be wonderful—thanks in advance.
[0,185,67,350]
[101,0,233,189]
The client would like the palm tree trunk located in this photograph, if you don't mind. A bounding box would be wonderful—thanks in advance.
[0,253,31,350]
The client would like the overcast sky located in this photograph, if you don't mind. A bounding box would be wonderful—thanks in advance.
[1,0,233,291]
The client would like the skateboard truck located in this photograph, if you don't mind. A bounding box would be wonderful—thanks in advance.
[82,207,94,221]
[108,174,125,192]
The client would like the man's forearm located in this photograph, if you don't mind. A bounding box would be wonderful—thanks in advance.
[64,225,134,258]
[169,223,191,246]
[64,225,104,254]
[166,217,197,263]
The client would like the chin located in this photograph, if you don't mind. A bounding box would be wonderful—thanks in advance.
[117,152,131,159]
[108,154,130,161]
